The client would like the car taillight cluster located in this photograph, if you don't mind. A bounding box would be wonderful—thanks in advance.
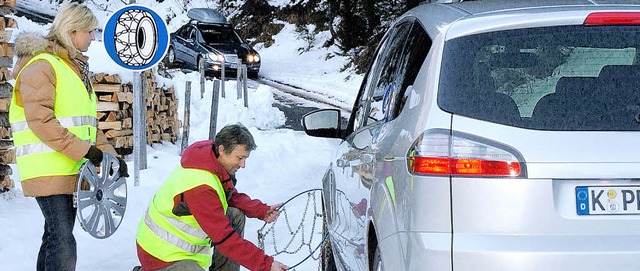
[407,129,525,177]
[584,12,640,25]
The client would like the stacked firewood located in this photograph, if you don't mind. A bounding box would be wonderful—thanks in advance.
[93,73,133,156]
[0,0,16,193]
[141,69,180,145]
[93,69,180,156]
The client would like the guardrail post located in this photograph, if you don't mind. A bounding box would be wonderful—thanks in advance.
[221,56,226,98]
[209,79,221,140]
[199,55,205,99]
[181,81,191,155]
[242,65,248,108]
[236,59,242,100]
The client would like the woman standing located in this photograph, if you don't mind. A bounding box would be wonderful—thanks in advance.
[9,3,128,270]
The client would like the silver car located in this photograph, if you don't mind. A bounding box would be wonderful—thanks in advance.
[303,1,640,270]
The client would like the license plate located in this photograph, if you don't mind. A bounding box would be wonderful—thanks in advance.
[229,63,238,69]
[576,186,640,215]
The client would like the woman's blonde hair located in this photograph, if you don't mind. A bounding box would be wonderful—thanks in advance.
[46,3,98,58]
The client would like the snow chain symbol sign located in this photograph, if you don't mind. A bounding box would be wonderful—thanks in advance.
[103,5,168,70]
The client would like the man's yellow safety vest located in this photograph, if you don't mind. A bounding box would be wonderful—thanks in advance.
[136,166,228,268]
[9,53,97,181]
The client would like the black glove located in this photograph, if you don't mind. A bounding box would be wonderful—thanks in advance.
[117,157,129,178]
[84,146,103,166]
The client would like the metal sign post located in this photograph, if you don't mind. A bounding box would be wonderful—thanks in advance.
[133,71,147,186]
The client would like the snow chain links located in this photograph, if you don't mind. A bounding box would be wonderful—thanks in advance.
[257,189,325,270]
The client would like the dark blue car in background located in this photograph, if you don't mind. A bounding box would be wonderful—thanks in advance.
[165,8,261,78]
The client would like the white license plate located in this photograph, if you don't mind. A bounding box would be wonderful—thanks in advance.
[576,186,640,215]
[229,64,238,69]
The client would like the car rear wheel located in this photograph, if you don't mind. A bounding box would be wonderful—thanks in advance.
[321,204,337,271]
[372,244,383,271]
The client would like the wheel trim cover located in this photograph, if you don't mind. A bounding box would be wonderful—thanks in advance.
[74,152,127,239]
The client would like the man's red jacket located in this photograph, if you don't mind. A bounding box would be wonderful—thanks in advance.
[137,140,273,271]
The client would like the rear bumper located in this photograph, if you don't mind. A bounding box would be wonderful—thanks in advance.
[398,232,640,271]
[452,233,640,270]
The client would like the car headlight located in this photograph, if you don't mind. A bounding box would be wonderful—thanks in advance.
[208,53,224,62]
[247,54,260,63]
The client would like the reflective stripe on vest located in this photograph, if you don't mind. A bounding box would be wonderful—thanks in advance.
[11,115,96,133]
[143,210,209,254]
[136,167,228,268]
[9,53,97,181]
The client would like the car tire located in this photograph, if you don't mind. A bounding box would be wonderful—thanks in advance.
[372,244,383,271]
[320,205,337,271]
[248,71,259,79]
[164,46,176,68]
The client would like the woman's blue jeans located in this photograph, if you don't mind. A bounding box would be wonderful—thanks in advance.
[35,194,77,271]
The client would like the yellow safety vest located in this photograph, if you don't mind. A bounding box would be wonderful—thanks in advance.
[136,166,228,268]
[9,53,97,181]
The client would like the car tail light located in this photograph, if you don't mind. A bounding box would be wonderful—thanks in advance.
[584,12,640,25]
[407,129,526,177]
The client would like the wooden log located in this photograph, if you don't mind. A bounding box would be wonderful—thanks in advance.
[0,82,10,98]
[0,66,10,81]
[0,139,12,150]
[105,111,118,121]
[5,17,16,28]
[0,125,10,139]
[0,43,12,58]
[0,56,10,68]
[104,129,132,138]
[0,148,14,163]
[116,92,133,103]
[0,164,11,175]
[115,136,128,148]
[97,101,118,111]
[0,30,11,42]
[3,0,16,7]
[0,112,8,127]
[0,97,9,112]
[93,73,122,84]
[122,117,132,129]
[98,121,122,130]
[93,83,121,93]
[0,6,14,16]
[106,75,120,83]
[98,94,113,102]
[0,175,14,192]
[92,73,106,83]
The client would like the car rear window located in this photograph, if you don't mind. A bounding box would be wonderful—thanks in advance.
[438,25,640,131]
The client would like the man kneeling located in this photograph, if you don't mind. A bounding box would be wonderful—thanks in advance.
[135,124,288,271]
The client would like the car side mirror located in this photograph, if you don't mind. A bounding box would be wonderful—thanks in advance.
[302,109,342,138]
[185,38,195,44]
